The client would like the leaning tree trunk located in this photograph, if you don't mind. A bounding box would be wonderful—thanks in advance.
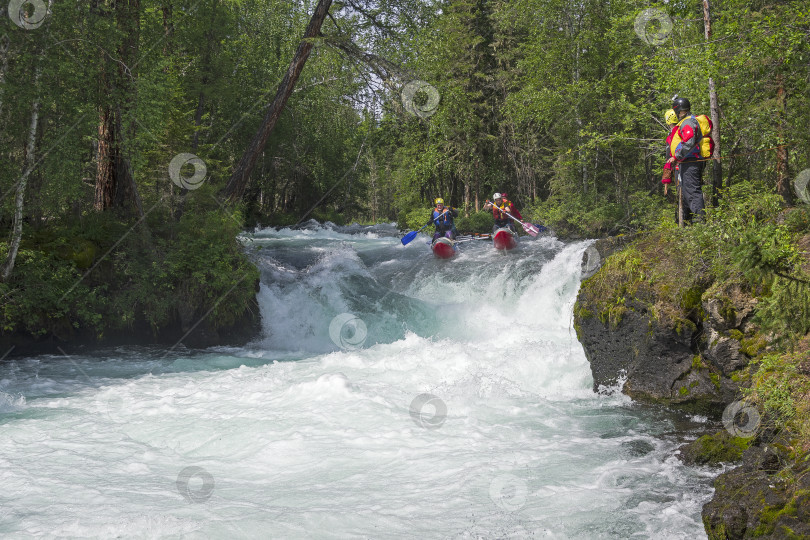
[224,0,333,202]
[702,0,722,205]
[1,73,41,282]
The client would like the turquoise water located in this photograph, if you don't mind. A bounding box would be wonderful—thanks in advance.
[0,224,715,538]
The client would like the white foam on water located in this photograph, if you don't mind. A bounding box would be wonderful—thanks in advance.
[0,227,712,538]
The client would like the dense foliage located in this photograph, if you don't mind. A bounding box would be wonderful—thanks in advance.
[1,0,809,342]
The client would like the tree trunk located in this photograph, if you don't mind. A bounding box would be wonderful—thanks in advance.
[94,104,117,210]
[224,0,333,201]
[192,0,219,151]
[1,75,41,281]
[161,1,173,58]
[475,165,480,212]
[94,0,142,214]
[775,78,792,203]
[703,0,722,205]
[0,34,9,120]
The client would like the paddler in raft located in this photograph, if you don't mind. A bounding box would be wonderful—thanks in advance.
[483,193,522,234]
[428,198,458,241]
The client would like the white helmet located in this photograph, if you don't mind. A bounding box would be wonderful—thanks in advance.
[493,192,502,199]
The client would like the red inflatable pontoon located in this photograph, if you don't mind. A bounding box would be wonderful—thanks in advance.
[431,237,457,259]
[493,228,518,250]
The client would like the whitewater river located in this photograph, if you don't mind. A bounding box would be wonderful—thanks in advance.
[0,223,717,538]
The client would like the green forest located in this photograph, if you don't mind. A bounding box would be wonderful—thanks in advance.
[1,0,808,342]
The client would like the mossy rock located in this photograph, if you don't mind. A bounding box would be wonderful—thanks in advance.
[719,297,737,325]
[753,498,800,537]
[730,368,749,383]
[573,301,592,321]
[679,430,751,466]
[681,285,706,313]
[674,317,697,336]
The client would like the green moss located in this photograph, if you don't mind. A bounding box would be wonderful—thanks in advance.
[679,386,689,396]
[753,499,798,537]
[573,302,593,320]
[597,304,629,329]
[710,372,721,389]
[741,334,767,356]
[728,328,744,341]
[704,519,727,540]
[731,369,746,383]
[675,318,697,336]
[686,432,751,465]
[609,305,627,329]
[719,298,737,323]
[681,285,705,312]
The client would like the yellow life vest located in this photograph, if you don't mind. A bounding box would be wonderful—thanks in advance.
[670,114,714,160]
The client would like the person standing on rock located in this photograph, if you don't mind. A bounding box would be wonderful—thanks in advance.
[667,97,713,224]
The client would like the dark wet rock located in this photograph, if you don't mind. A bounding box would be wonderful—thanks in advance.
[703,437,810,539]
[700,282,764,376]
[575,293,730,414]
[574,258,763,414]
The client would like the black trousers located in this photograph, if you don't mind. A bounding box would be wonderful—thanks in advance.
[679,160,705,222]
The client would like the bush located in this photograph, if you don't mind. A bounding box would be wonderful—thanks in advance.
[399,206,431,231]
[455,210,493,234]
[0,201,259,341]
[0,244,105,336]
[528,190,664,238]
[784,206,810,234]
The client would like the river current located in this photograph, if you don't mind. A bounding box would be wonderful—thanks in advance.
[0,223,716,538]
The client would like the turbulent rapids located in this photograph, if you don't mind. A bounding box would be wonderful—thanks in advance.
[0,223,716,538]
